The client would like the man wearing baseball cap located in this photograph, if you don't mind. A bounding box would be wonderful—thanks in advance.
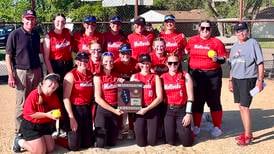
[6,9,42,152]
[103,16,127,60]
[73,15,104,53]
[128,17,155,60]
[228,22,264,146]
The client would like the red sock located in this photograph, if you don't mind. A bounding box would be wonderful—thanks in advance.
[193,112,202,127]
[211,111,223,128]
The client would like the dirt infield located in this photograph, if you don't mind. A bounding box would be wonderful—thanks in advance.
[0,79,273,154]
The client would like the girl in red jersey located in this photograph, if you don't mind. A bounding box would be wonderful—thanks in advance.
[43,13,73,79]
[161,54,194,146]
[93,52,124,148]
[114,43,139,139]
[103,16,127,60]
[185,20,226,138]
[128,17,155,60]
[63,52,94,150]
[130,54,163,147]
[88,42,102,75]
[150,37,168,75]
[12,73,61,153]
[159,15,187,58]
[73,16,104,53]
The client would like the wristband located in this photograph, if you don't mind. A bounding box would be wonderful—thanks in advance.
[186,101,193,114]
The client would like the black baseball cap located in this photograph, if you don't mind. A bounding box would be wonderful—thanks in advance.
[119,44,132,54]
[138,54,151,63]
[134,17,146,26]
[234,22,248,31]
[110,16,122,23]
[75,52,90,61]
[23,9,36,18]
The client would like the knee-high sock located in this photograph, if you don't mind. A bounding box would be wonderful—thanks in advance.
[211,111,223,128]
[193,112,202,127]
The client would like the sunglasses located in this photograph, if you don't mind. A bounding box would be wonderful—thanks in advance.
[167,61,179,66]
[200,26,211,31]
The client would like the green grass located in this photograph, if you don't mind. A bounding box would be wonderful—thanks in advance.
[256,38,274,49]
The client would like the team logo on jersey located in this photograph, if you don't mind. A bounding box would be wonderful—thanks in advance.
[194,44,210,50]
[103,83,118,89]
[166,42,178,47]
[56,41,70,49]
[80,82,93,87]
[134,41,150,47]
[143,84,152,89]
[164,84,181,90]
[108,42,122,48]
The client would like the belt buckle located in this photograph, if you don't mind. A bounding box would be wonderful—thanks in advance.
[169,105,175,110]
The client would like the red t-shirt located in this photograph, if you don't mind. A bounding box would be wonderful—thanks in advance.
[185,35,226,71]
[99,71,119,106]
[87,60,101,75]
[150,52,168,75]
[23,89,61,124]
[103,32,127,60]
[69,69,93,105]
[159,31,187,55]
[128,32,154,59]
[134,73,156,106]
[161,72,187,105]
[73,32,104,53]
[48,28,72,61]
[114,58,139,80]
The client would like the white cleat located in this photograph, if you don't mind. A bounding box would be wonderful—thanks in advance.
[210,127,223,137]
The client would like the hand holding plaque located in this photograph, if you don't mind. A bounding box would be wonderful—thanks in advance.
[117,81,143,113]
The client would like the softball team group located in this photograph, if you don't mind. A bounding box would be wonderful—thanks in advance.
[6,9,264,153]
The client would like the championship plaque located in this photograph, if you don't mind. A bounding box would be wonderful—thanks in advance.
[117,81,143,113]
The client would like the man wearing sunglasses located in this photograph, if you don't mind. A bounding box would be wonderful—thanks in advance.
[73,16,104,53]
[185,20,227,138]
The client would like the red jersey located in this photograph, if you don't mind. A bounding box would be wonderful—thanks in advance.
[159,31,187,55]
[99,71,119,106]
[150,52,168,75]
[73,32,104,53]
[87,60,101,75]
[161,72,187,105]
[48,28,72,61]
[114,58,139,80]
[128,32,154,59]
[185,35,226,71]
[103,32,127,60]
[23,89,61,124]
[134,73,156,106]
[70,69,93,105]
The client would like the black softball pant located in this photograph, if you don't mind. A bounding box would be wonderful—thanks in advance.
[190,68,223,113]
[164,106,193,146]
[94,105,119,148]
[68,104,93,151]
[134,107,160,147]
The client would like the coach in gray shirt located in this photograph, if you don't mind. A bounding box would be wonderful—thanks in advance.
[228,22,264,146]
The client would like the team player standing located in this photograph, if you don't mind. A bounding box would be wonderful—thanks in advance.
[8,10,265,153]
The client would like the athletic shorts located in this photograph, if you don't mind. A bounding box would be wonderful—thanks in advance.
[232,78,257,107]
[20,119,55,141]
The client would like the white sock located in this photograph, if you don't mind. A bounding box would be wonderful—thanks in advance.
[18,139,25,147]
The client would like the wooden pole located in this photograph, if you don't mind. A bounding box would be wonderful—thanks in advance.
[134,0,138,18]
[239,0,243,21]
[31,0,36,10]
